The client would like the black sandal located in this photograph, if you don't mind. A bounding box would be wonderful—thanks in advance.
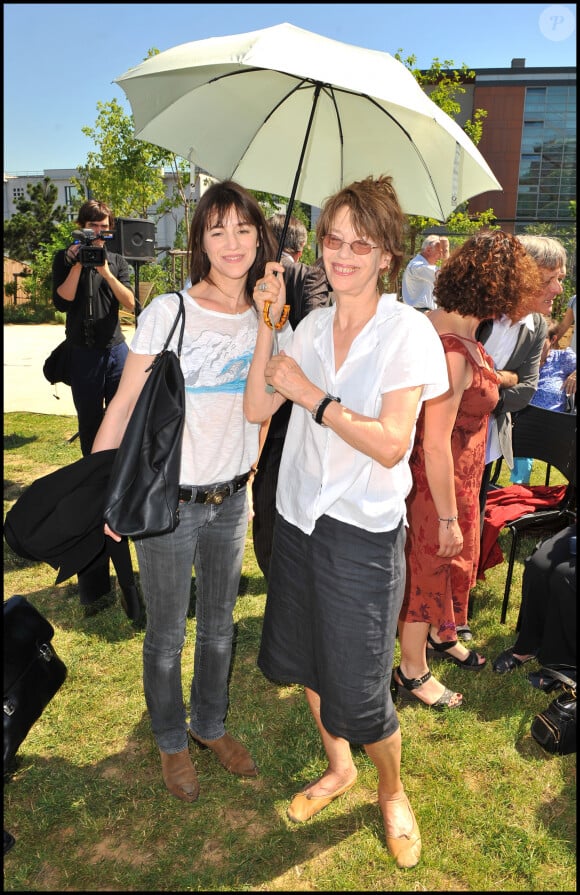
[427,633,486,671]
[392,666,463,710]
[492,647,535,674]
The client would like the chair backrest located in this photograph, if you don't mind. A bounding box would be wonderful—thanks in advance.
[511,405,576,486]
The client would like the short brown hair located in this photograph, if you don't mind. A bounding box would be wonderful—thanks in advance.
[77,199,114,229]
[315,175,404,291]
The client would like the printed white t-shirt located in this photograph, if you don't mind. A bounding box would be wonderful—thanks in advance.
[131,290,261,486]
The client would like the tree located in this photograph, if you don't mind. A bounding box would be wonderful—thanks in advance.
[74,47,195,232]
[3,177,68,261]
[74,98,172,218]
[24,220,76,306]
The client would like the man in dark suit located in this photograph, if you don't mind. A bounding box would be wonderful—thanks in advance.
[251,214,332,580]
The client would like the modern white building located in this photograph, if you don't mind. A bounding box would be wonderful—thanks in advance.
[3,166,217,261]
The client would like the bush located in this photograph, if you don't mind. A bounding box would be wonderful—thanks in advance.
[3,303,59,324]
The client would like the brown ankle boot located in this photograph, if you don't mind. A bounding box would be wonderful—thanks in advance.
[189,731,258,777]
[159,747,200,802]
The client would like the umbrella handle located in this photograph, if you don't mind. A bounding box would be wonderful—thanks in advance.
[263,301,290,393]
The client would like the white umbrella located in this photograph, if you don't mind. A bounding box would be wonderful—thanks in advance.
[115,22,501,223]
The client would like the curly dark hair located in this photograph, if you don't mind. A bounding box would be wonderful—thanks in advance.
[433,230,541,319]
[315,175,404,292]
[187,181,277,300]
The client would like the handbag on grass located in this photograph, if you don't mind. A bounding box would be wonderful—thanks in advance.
[4,595,68,766]
[43,339,73,386]
[103,291,186,539]
[531,668,576,756]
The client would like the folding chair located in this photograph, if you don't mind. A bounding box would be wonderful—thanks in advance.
[485,405,576,623]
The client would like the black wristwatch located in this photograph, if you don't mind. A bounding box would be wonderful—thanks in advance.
[311,393,341,426]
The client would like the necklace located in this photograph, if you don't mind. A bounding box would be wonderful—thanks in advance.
[204,277,247,307]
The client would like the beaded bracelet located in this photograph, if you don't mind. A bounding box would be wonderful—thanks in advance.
[438,516,458,528]
[263,299,290,330]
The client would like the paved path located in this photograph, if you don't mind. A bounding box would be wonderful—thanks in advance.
[3,324,133,416]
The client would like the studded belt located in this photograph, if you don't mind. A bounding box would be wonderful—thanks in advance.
[178,471,251,506]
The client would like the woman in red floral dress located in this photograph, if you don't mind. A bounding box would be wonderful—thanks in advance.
[395,231,541,708]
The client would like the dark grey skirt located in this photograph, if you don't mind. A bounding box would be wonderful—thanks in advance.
[258,511,405,744]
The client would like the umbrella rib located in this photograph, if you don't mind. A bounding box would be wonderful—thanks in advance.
[327,87,345,197]
[210,69,446,220]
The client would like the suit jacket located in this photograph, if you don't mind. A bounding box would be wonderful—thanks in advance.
[478,313,547,466]
[281,254,332,330]
[268,256,332,438]
[4,450,117,583]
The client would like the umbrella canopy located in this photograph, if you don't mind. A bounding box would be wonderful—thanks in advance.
[115,22,501,222]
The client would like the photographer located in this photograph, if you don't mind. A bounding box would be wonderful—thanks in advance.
[52,199,142,624]
[53,199,135,456]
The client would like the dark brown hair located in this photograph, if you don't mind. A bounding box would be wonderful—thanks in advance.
[187,181,277,299]
[434,230,541,319]
[315,175,404,291]
[77,199,114,230]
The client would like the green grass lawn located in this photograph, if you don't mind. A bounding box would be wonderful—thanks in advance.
[3,412,576,892]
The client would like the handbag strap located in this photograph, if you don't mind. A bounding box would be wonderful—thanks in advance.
[161,291,186,357]
[542,668,577,691]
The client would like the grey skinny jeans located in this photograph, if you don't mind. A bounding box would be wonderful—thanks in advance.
[135,488,248,753]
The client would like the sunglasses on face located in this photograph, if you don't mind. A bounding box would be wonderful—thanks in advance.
[322,234,379,255]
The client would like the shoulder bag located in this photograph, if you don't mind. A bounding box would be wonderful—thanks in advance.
[43,339,73,386]
[103,292,186,539]
[531,668,576,755]
[4,595,68,767]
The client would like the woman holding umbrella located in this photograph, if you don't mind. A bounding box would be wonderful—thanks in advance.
[245,175,449,869]
[92,181,280,804]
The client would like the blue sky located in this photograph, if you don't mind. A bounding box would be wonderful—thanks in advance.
[3,3,576,173]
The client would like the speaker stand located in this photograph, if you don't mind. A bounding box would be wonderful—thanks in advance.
[131,260,143,323]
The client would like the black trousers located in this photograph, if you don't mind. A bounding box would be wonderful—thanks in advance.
[78,538,135,605]
[514,524,576,668]
[251,433,285,582]
[75,448,135,605]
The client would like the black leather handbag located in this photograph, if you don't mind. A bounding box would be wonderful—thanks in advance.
[43,339,73,386]
[103,292,186,539]
[4,595,68,766]
[531,669,576,756]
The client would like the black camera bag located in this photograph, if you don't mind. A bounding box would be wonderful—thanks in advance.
[43,339,73,386]
[531,669,576,756]
[4,595,68,766]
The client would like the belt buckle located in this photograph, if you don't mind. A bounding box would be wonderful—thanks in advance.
[204,485,229,505]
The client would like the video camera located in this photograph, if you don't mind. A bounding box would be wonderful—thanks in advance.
[72,228,112,268]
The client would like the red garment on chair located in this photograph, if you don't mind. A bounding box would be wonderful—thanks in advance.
[478,483,567,579]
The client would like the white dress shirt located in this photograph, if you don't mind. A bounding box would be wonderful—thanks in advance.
[401,254,438,310]
[276,294,449,534]
[484,314,536,463]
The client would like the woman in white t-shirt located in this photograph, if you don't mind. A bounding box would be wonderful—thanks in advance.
[92,181,279,804]
[244,176,449,870]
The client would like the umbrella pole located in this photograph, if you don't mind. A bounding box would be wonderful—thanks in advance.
[276,83,322,262]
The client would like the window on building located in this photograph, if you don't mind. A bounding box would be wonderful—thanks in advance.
[64,185,81,206]
[516,85,576,224]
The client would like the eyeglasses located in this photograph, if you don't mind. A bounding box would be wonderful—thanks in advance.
[322,234,379,255]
